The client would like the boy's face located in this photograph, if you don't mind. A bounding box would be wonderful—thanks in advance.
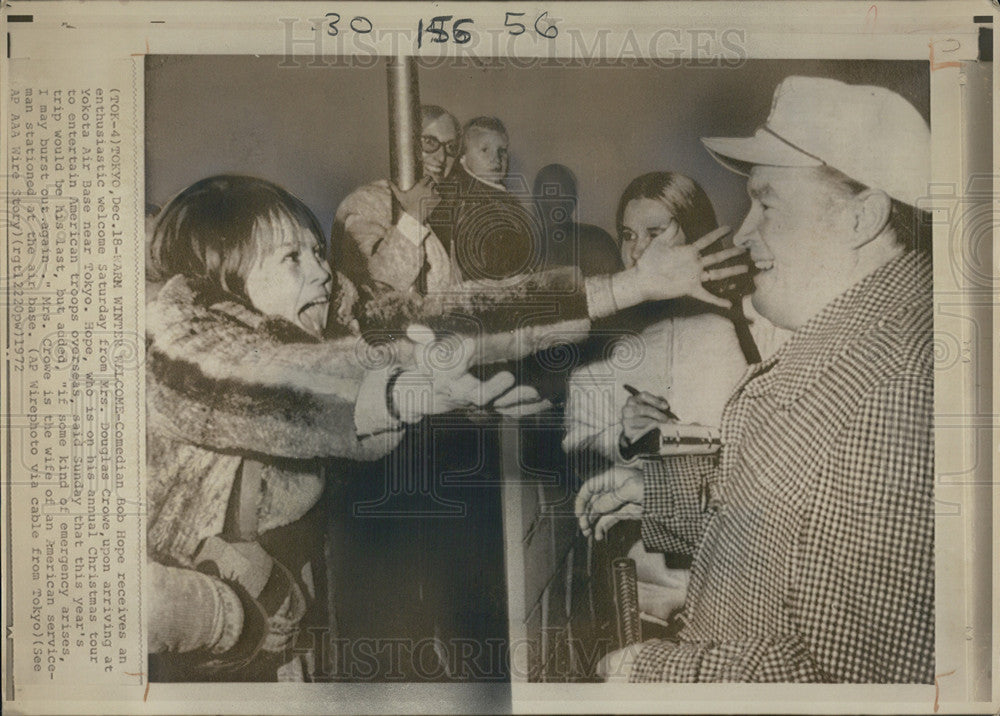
[244,213,332,337]
[463,128,509,184]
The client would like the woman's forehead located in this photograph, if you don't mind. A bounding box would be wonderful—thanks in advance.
[254,210,320,250]
[623,196,674,225]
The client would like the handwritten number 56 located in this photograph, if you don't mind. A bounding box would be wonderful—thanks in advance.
[504,12,558,38]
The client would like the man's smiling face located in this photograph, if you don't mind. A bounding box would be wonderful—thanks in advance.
[734,165,858,330]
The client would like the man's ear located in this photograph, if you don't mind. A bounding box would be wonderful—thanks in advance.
[849,189,892,248]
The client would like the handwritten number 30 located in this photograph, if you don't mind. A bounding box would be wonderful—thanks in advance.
[324,13,373,36]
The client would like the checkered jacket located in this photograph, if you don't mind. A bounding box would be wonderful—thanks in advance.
[634,250,934,683]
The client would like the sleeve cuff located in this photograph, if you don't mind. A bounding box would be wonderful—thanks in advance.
[584,274,616,319]
[611,270,645,313]
[209,577,246,654]
[585,270,645,319]
[397,211,431,247]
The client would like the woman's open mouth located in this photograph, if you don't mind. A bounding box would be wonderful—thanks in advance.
[298,297,330,335]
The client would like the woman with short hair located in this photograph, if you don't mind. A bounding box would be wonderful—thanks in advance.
[145,175,517,681]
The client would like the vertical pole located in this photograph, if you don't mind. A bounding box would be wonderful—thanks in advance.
[387,56,422,223]
[960,59,992,704]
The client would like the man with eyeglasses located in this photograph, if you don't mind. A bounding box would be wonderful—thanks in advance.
[332,104,461,295]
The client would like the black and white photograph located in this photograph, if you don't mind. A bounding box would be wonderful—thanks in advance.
[2,2,995,714]
[142,55,934,684]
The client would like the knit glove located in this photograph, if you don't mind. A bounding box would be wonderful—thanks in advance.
[193,536,307,672]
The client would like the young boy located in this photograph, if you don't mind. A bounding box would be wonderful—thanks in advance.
[458,116,510,189]
[429,116,539,281]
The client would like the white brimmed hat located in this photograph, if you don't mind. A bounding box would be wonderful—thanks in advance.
[702,76,930,207]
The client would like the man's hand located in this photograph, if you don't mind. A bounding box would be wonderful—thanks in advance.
[621,391,673,444]
[575,466,644,540]
[390,176,441,223]
[633,226,747,309]
[596,643,644,682]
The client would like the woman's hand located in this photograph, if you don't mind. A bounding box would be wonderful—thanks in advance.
[574,466,644,541]
[633,226,747,309]
[491,384,553,417]
[621,391,673,444]
[390,325,519,422]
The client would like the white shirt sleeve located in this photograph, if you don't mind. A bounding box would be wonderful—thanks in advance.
[396,211,431,247]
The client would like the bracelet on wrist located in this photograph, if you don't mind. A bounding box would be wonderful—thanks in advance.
[385,367,406,423]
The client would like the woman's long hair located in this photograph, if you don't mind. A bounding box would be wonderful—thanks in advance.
[614,172,718,249]
[613,171,759,361]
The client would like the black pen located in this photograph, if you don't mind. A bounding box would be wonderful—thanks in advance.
[623,384,680,421]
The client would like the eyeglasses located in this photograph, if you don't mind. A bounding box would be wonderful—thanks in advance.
[421,135,460,157]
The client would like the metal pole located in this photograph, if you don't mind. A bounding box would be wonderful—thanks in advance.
[386,56,422,223]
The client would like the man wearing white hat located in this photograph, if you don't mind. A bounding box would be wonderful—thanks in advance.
[584,76,933,682]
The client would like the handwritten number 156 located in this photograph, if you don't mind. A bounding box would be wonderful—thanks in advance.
[417,12,559,48]
[417,16,474,47]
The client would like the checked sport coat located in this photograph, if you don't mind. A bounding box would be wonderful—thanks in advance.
[634,249,934,682]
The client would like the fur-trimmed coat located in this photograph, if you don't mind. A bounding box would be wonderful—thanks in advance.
[146,275,410,566]
[147,267,594,655]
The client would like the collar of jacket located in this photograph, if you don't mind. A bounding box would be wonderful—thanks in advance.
[151,275,321,345]
[739,249,931,407]
[458,159,508,192]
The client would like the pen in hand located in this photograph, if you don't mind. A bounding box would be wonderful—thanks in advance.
[623,384,680,421]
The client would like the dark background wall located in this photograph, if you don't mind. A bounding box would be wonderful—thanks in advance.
[145,56,928,240]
